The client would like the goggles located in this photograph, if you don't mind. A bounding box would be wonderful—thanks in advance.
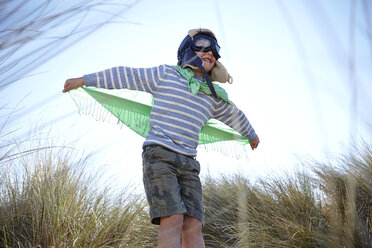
[191,34,221,59]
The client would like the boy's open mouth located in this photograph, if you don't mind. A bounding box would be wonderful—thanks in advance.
[203,58,212,63]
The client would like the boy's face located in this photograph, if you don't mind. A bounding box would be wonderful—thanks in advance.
[195,50,216,72]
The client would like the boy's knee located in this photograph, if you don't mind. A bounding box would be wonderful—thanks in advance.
[160,214,184,230]
[182,216,202,233]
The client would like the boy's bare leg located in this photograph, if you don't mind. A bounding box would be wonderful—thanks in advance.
[158,214,184,248]
[182,216,205,248]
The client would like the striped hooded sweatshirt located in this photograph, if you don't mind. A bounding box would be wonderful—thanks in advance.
[83,64,257,157]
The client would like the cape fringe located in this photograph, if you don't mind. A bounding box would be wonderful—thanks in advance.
[198,141,249,160]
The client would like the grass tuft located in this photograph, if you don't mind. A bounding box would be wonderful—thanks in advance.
[203,142,372,247]
[0,147,157,247]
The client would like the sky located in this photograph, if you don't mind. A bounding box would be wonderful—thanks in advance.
[1,0,372,189]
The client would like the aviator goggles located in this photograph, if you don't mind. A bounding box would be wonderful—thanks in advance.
[191,34,221,60]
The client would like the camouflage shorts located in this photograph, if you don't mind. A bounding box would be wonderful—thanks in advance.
[142,145,204,225]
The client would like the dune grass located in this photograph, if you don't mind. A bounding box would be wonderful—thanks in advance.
[1,140,371,247]
[202,143,372,248]
[0,147,157,248]
[203,171,326,247]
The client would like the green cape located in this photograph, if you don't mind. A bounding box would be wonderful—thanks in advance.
[70,87,250,146]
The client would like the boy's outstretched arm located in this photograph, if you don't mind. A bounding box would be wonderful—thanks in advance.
[62,77,85,93]
[213,101,260,151]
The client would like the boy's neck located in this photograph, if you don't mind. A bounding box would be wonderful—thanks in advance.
[192,68,203,78]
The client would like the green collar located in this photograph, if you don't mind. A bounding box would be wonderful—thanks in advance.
[174,66,233,105]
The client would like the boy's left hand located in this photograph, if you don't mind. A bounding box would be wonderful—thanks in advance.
[250,137,259,150]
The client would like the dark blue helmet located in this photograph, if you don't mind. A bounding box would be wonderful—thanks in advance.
[177,29,220,67]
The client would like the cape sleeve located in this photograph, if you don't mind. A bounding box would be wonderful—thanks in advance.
[213,100,258,141]
[83,65,167,94]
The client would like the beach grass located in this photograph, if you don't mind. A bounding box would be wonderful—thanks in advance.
[1,141,371,247]
[0,145,157,248]
[202,142,371,248]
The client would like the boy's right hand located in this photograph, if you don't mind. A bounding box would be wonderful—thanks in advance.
[62,77,85,93]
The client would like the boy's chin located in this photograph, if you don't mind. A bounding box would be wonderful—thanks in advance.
[202,64,214,73]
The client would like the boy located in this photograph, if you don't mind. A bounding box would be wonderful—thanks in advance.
[63,28,259,248]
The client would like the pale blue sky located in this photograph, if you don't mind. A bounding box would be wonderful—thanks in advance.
[2,0,371,187]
